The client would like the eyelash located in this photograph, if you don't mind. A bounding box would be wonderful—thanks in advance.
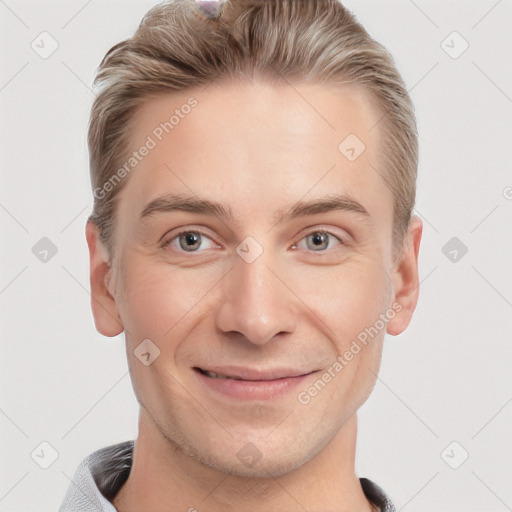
[160,228,346,254]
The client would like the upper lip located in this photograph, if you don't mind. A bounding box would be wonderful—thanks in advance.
[195,366,316,381]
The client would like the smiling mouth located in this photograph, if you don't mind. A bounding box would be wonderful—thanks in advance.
[198,369,243,380]
[194,367,315,381]
[193,366,318,401]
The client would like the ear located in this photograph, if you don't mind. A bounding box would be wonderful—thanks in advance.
[85,220,124,337]
[386,215,423,336]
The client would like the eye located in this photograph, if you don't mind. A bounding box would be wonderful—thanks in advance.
[294,230,345,252]
[161,230,219,253]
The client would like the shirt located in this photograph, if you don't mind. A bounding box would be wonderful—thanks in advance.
[59,440,397,511]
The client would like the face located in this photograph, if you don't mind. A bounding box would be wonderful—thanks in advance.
[87,78,421,478]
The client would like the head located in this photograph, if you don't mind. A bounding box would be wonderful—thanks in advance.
[86,0,422,478]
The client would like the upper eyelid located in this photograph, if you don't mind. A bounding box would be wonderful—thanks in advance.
[300,227,346,240]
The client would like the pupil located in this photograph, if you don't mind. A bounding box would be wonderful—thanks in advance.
[182,232,200,250]
[310,232,327,250]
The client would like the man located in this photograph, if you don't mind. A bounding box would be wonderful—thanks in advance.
[60,0,422,510]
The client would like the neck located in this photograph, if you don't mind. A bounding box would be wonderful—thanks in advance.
[113,408,374,512]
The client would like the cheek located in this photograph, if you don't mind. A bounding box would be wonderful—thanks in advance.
[128,353,187,422]
[115,253,218,340]
[296,257,390,345]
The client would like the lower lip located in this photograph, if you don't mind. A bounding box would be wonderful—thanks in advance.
[194,369,315,401]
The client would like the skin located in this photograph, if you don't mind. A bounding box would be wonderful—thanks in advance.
[86,78,422,512]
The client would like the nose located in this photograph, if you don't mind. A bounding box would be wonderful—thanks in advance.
[215,249,297,346]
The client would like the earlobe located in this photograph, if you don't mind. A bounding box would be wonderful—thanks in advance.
[85,220,124,337]
[386,215,423,336]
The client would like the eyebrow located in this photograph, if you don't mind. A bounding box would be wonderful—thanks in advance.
[139,193,371,225]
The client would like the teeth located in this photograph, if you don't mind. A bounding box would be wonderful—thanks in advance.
[203,370,241,380]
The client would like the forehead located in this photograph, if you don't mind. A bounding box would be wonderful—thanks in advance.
[115,78,391,235]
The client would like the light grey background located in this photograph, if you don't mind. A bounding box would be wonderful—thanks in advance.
[1,0,511,510]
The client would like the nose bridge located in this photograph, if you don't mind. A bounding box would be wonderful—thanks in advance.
[215,246,297,345]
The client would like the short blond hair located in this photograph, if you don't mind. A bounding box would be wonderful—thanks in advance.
[88,0,418,262]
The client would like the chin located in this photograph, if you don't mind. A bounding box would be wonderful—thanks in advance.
[204,450,310,479]
[196,431,327,480]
